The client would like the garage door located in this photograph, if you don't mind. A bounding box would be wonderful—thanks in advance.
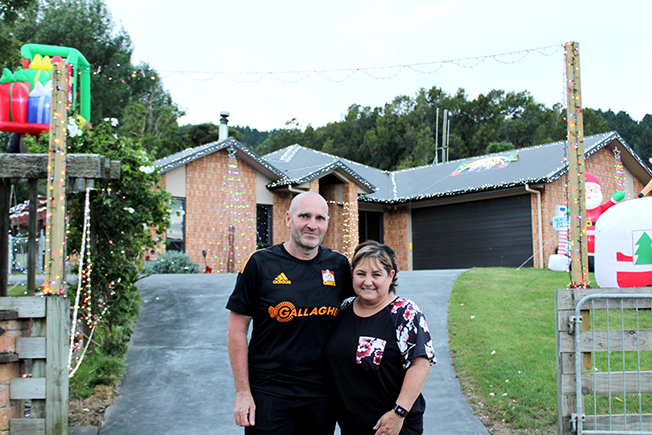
[412,194,533,269]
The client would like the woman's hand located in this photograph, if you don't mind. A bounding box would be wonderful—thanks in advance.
[373,410,404,435]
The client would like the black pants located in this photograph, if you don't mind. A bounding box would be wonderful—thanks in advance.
[339,421,422,435]
[245,390,335,435]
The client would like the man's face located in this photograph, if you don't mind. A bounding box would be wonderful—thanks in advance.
[286,195,330,251]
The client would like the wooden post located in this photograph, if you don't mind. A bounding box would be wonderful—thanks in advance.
[31,309,47,421]
[43,61,68,295]
[46,297,69,435]
[565,41,589,288]
[0,179,10,297]
[28,179,39,293]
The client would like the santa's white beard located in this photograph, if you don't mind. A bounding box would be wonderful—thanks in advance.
[586,192,603,210]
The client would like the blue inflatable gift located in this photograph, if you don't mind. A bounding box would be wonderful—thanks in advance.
[28,80,51,124]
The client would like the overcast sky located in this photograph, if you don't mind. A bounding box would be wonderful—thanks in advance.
[102,0,651,131]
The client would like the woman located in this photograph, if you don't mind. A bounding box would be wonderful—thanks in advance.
[325,240,436,435]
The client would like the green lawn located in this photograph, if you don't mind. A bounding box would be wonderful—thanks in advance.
[448,267,582,433]
[6,278,36,297]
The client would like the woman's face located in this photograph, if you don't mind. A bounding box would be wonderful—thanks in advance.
[352,258,395,305]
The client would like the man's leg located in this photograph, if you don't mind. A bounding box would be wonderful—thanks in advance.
[245,391,293,435]
[292,396,335,435]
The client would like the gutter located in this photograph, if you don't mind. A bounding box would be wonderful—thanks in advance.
[525,184,543,268]
[287,185,308,194]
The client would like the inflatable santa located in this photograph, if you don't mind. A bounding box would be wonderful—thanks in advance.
[586,172,625,271]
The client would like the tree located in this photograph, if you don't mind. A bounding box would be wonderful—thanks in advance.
[486,141,515,154]
[255,118,304,155]
[178,122,220,148]
[25,119,170,357]
[638,115,652,170]
[231,125,272,149]
[13,0,135,125]
[0,0,38,69]
[12,0,188,157]
[598,109,652,167]
[397,125,434,169]
[120,65,185,159]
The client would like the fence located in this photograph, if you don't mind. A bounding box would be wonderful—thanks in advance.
[556,287,652,434]
[0,297,69,435]
[8,234,45,274]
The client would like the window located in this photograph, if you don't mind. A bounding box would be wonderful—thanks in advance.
[167,197,185,252]
[257,204,273,249]
[359,210,383,243]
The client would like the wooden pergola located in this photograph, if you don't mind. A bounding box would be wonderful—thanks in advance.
[0,153,120,296]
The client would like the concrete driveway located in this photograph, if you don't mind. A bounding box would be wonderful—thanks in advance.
[100,270,489,435]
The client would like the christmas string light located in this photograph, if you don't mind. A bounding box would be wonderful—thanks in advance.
[68,187,91,375]
[67,44,563,85]
[332,200,358,260]
[613,146,628,196]
[43,62,70,295]
[564,42,589,288]
[208,146,256,273]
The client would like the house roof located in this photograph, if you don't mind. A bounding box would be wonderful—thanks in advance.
[154,137,284,180]
[154,131,652,205]
[263,145,380,194]
[263,131,652,204]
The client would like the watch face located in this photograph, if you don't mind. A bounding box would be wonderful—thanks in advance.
[393,405,408,417]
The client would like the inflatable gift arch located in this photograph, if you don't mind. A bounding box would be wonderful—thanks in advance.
[594,197,652,288]
[0,44,91,136]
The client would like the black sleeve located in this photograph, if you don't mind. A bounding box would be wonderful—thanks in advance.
[225,253,260,316]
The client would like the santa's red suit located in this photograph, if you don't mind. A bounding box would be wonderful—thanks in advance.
[585,172,623,256]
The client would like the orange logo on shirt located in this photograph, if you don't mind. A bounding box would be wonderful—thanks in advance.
[268,301,340,322]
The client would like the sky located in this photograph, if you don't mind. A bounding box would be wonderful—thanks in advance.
[102,0,651,132]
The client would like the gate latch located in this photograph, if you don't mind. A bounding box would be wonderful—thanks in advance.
[570,412,585,433]
[568,315,582,335]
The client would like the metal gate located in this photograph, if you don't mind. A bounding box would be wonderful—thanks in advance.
[567,292,652,434]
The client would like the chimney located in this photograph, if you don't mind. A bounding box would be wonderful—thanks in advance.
[218,111,230,142]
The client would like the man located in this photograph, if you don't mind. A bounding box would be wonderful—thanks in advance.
[226,191,352,434]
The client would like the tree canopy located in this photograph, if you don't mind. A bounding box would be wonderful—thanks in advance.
[251,86,651,172]
[9,0,183,150]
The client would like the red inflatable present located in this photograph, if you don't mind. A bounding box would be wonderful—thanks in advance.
[0,67,50,134]
[0,81,30,123]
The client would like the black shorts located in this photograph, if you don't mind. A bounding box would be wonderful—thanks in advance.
[245,390,335,435]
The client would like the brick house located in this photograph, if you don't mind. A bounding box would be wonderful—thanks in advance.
[154,131,652,272]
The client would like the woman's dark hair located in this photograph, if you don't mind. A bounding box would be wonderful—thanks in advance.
[351,240,399,293]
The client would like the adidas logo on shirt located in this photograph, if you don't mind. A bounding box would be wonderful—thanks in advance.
[273,273,292,284]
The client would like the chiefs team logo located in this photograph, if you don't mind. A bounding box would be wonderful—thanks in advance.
[268,301,296,322]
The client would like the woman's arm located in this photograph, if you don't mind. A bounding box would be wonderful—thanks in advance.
[373,356,431,435]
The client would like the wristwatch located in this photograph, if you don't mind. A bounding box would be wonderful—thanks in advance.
[393,404,408,418]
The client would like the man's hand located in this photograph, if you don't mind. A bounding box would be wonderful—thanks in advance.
[227,312,255,427]
[373,410,404,435]
[233,390,256,427]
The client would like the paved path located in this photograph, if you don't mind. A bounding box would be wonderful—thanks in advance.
[100,271,489,435]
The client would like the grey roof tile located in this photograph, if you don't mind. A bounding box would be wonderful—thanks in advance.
[155,132,651,205]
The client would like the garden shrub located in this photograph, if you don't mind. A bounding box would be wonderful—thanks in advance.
[143,250,200,274]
